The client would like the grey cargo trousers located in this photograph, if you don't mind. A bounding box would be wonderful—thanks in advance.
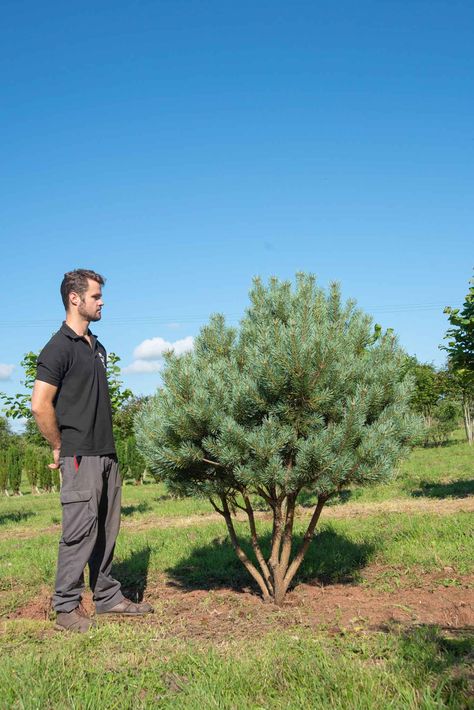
[52,455,125,613]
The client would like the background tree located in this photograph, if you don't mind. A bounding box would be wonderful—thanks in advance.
[106,353,133,416]
[136,274,422,605]
[403,358,460,446]
[38,449,54,492]
[441,273,474,444]
[22,444,40,494]
[7,444,22,496]
[0,352,37,422]
[0,416,12,445]
[113,395,150,442]
[117,435,146,485]
[405,357,441,428]
[426,398,461,446]
[0,448,8,495]
[1,351,133,446]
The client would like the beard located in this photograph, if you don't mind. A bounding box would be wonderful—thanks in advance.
[78,300,102,322]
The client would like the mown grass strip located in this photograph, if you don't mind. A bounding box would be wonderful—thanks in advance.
[0,622,471,709]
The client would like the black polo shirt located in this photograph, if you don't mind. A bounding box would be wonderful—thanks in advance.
[36,322,116,457]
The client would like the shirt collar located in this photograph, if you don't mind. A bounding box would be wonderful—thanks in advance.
[60,321,95,342]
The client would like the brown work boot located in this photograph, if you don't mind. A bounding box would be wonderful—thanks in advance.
[96,598,154,615]
[55,607,96,633]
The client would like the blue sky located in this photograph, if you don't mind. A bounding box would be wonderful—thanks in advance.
[1,0,473,417]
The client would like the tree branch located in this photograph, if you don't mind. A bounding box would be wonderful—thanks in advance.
[269,500,284,574]
[283,495,327,589]
[279,492,297,573]
[256,486,274,508]
[208,496,224,515]
[219,494,271,600]
[242,493,274,594]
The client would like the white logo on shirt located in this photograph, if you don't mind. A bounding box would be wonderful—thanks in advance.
[98,352,106,369]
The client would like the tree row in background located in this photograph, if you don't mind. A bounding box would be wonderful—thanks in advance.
[0,432,60,496]
[0,356,146,494]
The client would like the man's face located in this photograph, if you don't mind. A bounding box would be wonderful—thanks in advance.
[76,279,104,322]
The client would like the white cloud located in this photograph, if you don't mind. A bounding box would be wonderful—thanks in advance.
[0,364,14,380]
[123,336,194,375]
[122,359,164,374]
[133,336,194,360]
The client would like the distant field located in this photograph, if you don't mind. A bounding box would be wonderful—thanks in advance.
[0,433,472,708]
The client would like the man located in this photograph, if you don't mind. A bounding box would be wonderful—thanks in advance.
[31,269,153,632]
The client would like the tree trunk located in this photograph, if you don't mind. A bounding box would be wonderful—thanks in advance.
[463,394,473,445]
[217,494,271,601]
[216,491,327,606]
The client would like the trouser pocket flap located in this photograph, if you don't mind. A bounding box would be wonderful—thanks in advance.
[61,490,92,504]
[60,489,95,544]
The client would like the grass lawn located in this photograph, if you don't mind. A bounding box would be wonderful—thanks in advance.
[0,435,472,708]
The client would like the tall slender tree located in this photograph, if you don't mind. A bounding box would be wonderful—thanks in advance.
[137,275,422,604]
[441,273,474,444]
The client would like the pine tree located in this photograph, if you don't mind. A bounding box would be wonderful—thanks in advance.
[136,274,422,604]
[442,272,474,444]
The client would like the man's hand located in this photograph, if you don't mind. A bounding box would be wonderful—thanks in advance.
[49,447,60,470]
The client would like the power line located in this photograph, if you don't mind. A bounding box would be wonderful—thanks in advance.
[0,302,455,329]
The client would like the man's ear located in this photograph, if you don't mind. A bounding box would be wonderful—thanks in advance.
[69,291,80,308]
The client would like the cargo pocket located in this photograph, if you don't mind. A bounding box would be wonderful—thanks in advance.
[60,489,96,544]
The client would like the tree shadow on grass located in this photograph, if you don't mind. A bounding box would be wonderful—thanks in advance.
[0,510,36,526]
[111,546,152,602]
[166,527,375,595]
[412,479,474,499]
[121,502,152,517]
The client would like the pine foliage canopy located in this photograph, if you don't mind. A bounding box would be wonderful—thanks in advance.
[136,274,421,604]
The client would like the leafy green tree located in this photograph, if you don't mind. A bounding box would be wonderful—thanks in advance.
[0,448,8,495]
[0,352,37,421]
[106,353,133,416]
[22,444,40,494]
[117,435,146,485]
[136,274,422,605]
[405,358,441,427]
[0,350,133,441]
[113,396,150,442]
[424,398,461,447]
[0,416,12,447]
[441,273,474,444]
[7,444,22,496]
[38,450,53,492]
[403,358,459,446]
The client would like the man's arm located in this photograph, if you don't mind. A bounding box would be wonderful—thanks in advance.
[31,380,61,469]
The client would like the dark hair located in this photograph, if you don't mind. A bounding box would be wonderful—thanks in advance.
[60,269,106,310]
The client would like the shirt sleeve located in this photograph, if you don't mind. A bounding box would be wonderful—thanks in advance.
[36,341,69,386]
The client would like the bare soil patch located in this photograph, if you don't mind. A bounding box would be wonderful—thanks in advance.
[8,570,474,642]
